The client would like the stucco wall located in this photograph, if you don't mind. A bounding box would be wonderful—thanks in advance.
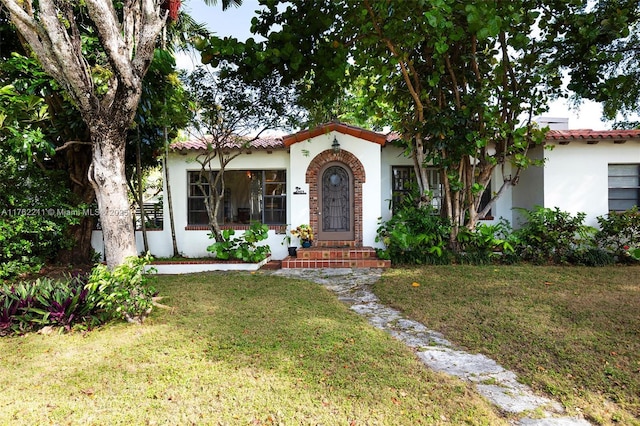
[541,141,640,227]
[511,145,545,228]
[289,130,383,248]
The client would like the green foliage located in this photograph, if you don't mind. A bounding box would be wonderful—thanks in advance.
[551,1,640,124]
[456,220,515,265]
[512,206,595,264]
[378,205,637,266]
[0,160,82,279]
[376,196,452,265]
[567,248,615,267]
[0,274,103,336]
[204,0,573,246]
[85,255,157,324]
[1,255,157,335]
[595,207,640,263]
[207,222,271,263]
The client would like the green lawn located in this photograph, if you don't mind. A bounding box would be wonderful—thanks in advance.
[0,271,504,425]
[373,265,640,426]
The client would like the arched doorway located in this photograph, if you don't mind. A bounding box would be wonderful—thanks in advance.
[318,162,354,241]
[305,149,366,247]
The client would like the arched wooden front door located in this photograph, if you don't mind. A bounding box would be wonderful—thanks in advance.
[317,162,354,241]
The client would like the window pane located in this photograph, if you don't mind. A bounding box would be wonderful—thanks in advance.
[263,209,286,224]
[188,211,209,225]
[265,183,286,196]
[609,188,638,200]
[265,197,285,210]
[188,198,205,211]
[609,176,640,188]
[265,170,286,182]
[609,164,639,176]
[608,164,640,211]
[610,199,637,212]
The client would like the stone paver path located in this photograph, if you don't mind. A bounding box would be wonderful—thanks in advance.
[269,268,591,426]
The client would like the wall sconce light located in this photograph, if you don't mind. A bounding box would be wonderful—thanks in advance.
[331,136,341,153]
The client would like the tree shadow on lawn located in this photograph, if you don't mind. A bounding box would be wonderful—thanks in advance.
[0,271,506,425]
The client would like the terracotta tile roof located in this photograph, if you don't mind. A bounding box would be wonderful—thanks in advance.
[173,123,398,151]
[386,131,402,142]
[173,126,640,151]
[546,129,640,143]
[282,121,389,147]
[171,135,285,151]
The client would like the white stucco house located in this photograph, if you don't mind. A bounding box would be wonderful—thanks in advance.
[91,120,640,264]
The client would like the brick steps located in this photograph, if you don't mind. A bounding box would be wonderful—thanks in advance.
[261,259,282,270]
[281,247,390,269]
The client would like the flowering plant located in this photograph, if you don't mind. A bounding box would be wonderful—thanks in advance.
[623,245,640,261]
[290,224,314,242]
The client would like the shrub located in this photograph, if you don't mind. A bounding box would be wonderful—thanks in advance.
[85,255,157,324]
[0,274,103,336]
[207,222,271,263]
[0,163,81,279]
[595,207,640,263]
[568,248,616,267]
[456,220,515,264]
[512,206,596,264]
[376,198,452,265]
[1,255,157,335]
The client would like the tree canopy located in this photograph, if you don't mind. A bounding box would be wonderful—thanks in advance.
[182,63,301,240]
[0,0,239,268]
[199,0,590,246]
[551,0,640,127]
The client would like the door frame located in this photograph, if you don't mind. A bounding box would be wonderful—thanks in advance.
[305,149,366,246]
[317,162,354,241]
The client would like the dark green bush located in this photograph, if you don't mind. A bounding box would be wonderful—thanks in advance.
[512,206,595,264]
[595,207,640,263]
[568,248,616,267]
[376,196,452,265]
[377,203,636,267]
[0,161,81,279]
[456,220,515,264]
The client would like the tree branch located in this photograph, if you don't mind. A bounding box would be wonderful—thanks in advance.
[55,140,93,152]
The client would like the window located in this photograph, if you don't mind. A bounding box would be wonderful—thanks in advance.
[391,166,442,212]
[609,164,640,212]
[187,170,286,225]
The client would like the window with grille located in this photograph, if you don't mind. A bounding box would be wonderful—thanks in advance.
[391,166,442,212]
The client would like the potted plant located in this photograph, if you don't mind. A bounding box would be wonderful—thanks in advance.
[281,225,298,257]
[291,224,314,248]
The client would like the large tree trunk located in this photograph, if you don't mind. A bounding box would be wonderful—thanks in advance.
[90,126,138,268]
[1,0,166,269]
[54,143,97,265]
[59,216,97,264]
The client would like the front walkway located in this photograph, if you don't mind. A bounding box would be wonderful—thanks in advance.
[268,268,591,426]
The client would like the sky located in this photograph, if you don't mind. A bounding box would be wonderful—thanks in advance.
[179,0,613,130]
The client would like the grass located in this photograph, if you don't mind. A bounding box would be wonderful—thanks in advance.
[0,271,505,425]
[373,265,640,426]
